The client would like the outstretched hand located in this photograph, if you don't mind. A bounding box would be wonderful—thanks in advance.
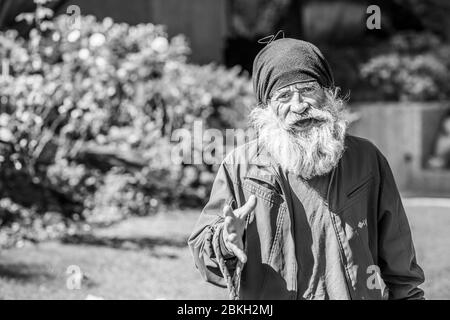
[222,195,257,263]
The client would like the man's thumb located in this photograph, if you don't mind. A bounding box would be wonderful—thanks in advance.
[238,194,257,219]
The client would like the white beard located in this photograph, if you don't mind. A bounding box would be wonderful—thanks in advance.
[250,90,347,179]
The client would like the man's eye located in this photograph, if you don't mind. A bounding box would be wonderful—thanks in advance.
[277,92,292,101]
[302,87,323,99]
[301,87,316,94]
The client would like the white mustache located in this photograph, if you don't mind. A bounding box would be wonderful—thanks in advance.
[284,108,333,128]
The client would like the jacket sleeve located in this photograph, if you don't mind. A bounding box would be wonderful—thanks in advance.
[377,154,425,300]
[188,161,243,298]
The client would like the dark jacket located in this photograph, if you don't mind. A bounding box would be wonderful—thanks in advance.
[188,135,425,300]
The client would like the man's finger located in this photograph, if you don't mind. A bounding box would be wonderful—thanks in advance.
[248,211,255,224]
[223,205,235,218]
[227,232,239,243]
[224,216,235,234]
[236,195,257,219]
[226,242,247,264]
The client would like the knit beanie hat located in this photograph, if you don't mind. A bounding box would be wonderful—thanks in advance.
[252,38,334,106]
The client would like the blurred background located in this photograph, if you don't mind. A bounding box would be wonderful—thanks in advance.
[0,0,449,299]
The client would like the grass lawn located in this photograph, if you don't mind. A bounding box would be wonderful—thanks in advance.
[0,200,449,300]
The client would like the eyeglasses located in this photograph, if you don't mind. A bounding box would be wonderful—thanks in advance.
[271,84,324,104]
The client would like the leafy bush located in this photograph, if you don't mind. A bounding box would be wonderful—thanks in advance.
[0,2,254,247]
[360,32,450,101]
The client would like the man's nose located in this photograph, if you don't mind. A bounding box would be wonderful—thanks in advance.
[290,97,310,115]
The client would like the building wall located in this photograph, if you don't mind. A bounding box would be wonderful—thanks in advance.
[348,102,450,196]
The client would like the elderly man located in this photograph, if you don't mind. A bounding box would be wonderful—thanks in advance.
[188,38,424,300]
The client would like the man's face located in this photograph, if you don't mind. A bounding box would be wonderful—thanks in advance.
[250,82,347,179]
[268,81,330,134]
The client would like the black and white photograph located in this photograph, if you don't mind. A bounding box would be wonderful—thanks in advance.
[0,0,450,302]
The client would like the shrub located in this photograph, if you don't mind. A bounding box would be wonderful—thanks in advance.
[360,32,450,101]
[0,2,254,246]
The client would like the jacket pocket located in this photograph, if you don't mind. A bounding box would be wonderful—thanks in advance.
[336,172,374,214]
[346,172,374,199]
[242,175,284,205]
[243,174,283,196]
